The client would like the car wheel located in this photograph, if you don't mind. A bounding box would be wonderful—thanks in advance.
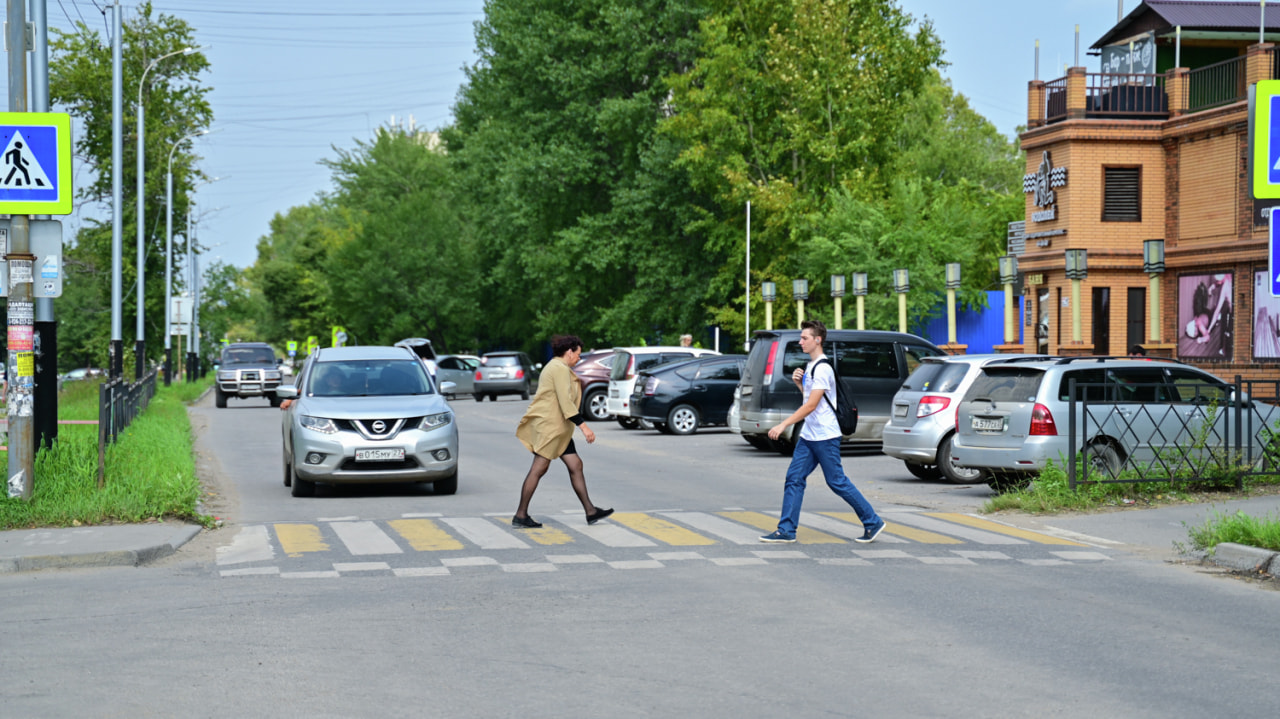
[617,417,640,430]
[283,455,292,487]
[638,419,655,430]
[905,462,943,481]
[1084,443,1122,479]
[474,393,485,402]
[215,388,227,408]
[488,393,498,402]
[986,472,1031,494]
[433,470,458,496]
[938,433,985,484]
[521,382,530,401]
[653,422,671,434]
[290,465,316,497]
[667,404,701,435]
[583,388,610,421]
[744,435,771,450]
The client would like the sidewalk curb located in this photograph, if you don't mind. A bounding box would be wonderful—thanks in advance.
[0,523,202,574]
[1207,542,1279,574]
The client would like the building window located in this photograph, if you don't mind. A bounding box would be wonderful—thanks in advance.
[1103,166,1141,222]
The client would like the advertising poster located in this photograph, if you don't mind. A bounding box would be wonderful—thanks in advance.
[1254,270,1280,359]
[1178,273,1233,360]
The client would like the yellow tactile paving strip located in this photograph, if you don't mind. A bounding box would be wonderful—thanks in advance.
[611,512,718,545]
[818,512,964,544]
[274,523,330,557]
[924,513,1085,546]
[719,510,846,543]
[388,519,465,551]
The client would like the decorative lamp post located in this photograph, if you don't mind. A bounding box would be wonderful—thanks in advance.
[136,45,203,380]
[945,263,961,346]
[761,281,777,331]
[1064,249,1088,344]
[792,278,809,327]
[1143,239,1165,345]
[830,274,846,330]
[852,272,868,330]
[892,269,910,334]
[998,255,1020,345]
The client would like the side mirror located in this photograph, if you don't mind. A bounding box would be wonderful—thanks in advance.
[534,363,544,371]
[439,380,457,394]
[277,386,298,399]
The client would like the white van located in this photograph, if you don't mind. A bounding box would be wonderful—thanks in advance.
[606,346,720,429]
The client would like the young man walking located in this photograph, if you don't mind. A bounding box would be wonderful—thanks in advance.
[761,320,886,543]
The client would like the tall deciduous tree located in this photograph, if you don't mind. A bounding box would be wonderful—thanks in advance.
[49,2,212,371]
[446,0,715,350]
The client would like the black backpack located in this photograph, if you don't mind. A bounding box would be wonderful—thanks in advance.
[810,358,859,436]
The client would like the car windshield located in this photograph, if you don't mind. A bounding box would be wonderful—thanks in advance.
[966,368,1044,403]
[222,347,275,365]
[308,359,433,397]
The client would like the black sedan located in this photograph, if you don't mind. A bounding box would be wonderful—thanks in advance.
[629,354,746,435]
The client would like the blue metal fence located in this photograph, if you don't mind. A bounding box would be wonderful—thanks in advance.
[919,291,1022,353]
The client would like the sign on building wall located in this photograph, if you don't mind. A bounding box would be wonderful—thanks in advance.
[1101,37,1155,75]
[1023,150,1068,223]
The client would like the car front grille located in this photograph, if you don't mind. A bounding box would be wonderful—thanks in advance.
[338,457,422,471]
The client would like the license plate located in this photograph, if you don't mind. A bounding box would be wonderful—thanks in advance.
[894,404,908,418]
[610,389,619,398]
[355,448,405,461]
[488,371,508,379]
[241,384,260,391]
[971,416,1004,432]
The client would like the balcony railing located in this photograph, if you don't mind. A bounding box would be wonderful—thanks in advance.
[1086,73,1170,118]
[1187,55,1247,112]
[1044,77,1068,123]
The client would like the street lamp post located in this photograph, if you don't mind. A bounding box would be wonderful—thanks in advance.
[893,269,910,334]
[792,279,809,327]
[830,275,846,330]
[852,273,868,330]
[164,130,208,386]
[1143,239,1165,345]
[137,45,201,380]
[1064,249,1088,344]
[761,281,777,330]
[998,255,1020,345]
[945,263,961,345]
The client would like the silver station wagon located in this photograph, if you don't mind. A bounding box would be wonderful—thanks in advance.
[277,346,460,497]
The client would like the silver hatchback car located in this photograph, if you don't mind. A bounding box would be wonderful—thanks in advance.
[882,355,1048,484]
[277,346,460,497]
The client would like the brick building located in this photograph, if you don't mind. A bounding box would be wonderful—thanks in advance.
[1005,0,1280,383]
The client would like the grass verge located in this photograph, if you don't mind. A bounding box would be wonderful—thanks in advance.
[1186,510,1280,553]
[0,377,214,530]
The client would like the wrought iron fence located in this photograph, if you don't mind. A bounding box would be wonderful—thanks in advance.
[1066,376,1280,490]
[1186,55,1247,113]
[1084,72,1169,119]
[1043,76,1068,123]
[96,370,158,487]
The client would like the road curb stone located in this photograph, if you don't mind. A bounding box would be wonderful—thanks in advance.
[1208,542,1279,574]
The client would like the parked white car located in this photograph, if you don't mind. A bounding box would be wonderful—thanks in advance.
[605,346,719,429]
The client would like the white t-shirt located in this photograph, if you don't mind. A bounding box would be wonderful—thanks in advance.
[800,356,841,442]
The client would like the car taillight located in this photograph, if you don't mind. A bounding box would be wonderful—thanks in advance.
[916,395,950,418]
[475,370,482,380]
[644,377,659,395]
[763,341,779,384]
[625,356,635,379]
[1029,403,1057,436]
[515,369,524,379]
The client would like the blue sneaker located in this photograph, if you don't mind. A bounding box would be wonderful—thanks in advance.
[855,521,885,543]
[759,530,796,543]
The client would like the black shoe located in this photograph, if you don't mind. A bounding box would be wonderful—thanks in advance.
[511,515,542,529]
[586,507,614,525]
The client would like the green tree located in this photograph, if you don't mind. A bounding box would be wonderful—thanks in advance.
[49,2,212,373]
[446,0,715,350]
[198,261,251,368]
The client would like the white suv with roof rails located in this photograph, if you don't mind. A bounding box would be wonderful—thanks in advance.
[606,346,719,429]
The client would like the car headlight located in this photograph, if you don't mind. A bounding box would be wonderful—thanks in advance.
[217,371,235,380]
[419,412,453,430]
[265,371,282,380]
[300,415,338,434]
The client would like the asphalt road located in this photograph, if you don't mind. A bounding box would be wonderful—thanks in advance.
[1,392,1278,717]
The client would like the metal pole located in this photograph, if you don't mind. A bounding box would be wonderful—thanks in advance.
[1074,25,1079,67]
[1034,39,1039,81]
[186,201,194,381]
[111,1,123,379]
[744,201,750,351]
[164,167,173,385]
[7,0,34,498]
[31,0,56,451]
[136,69,145,380]
[1176,26,1181,68]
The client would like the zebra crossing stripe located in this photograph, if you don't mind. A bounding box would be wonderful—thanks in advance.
[440,518,530,549]
[801,512,909,543]
[515,524,576,546]
[610,512,717,546]
[388,519,464,551]
[216,525,274,565]
[555,514,657,547]
[889,513,1026,545]
[719,510,845,544]
[924,513,1086,546]
[821,512,962,544]
[659,512,760,545]
[331,521,404,555]
[274,523,329,557]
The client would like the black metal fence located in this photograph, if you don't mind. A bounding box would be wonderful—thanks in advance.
[1066,376,1280,490]
[97,370,158,487]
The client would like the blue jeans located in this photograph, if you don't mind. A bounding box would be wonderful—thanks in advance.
[777,437,880,536]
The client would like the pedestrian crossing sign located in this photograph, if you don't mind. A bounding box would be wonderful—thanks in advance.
[0,113,72,215]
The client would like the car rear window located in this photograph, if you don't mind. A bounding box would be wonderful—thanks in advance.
[966,368,1044,402]
[901,362,944,391]
[610,352,633,380]
[484,355,520,367]
[903,362,969,393]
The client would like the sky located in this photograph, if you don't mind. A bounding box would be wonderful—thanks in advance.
[5,0,1133,270]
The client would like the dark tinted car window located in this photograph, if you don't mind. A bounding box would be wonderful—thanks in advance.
[1166,368,1229,403]
[901,362,944,391]
[698,360,741,381]
[438,357,461,370]
[485,355,521,367]
[1107,367,1168,402]
[968,368,1044,402]
[782,341,809,376]
[659,352,695,365]
[903,344,944,375]
[1057,369,1106,402]
[834,342,898,379]
[930,363,971,393]
[223,347,274,365]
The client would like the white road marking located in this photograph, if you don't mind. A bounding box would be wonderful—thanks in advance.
[751,550,809,559]
[394,566,450,577]
[917,556,975,565]
[333,562,391,572]
[607,559,664,569]
[710,557,768,566]
[890,513,1028,545]
[1050,551,1111,561]
[215,525,274,565]
[800,512,908,543]
[554,515,657,547]
[649,551,706,561]
[440,517,530,549]
[219,566,280,577]
[546,554,605,564]
[953,551,1011,560]
[331,521,403,555]
[502,563,557,573]
[660,512,760,545]
[852,549,913,559]
[281,571,340,579]
[441,556,499,567]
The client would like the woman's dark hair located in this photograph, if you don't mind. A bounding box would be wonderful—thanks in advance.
[552,334,583,357]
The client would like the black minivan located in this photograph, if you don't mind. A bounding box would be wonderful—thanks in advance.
[734,329,943,454]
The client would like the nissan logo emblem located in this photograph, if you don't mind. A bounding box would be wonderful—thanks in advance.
[372,420,386,433]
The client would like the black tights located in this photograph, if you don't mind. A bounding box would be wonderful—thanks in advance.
[515,451,595,518]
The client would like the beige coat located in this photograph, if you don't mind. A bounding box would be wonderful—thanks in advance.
[515,357,582,459]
